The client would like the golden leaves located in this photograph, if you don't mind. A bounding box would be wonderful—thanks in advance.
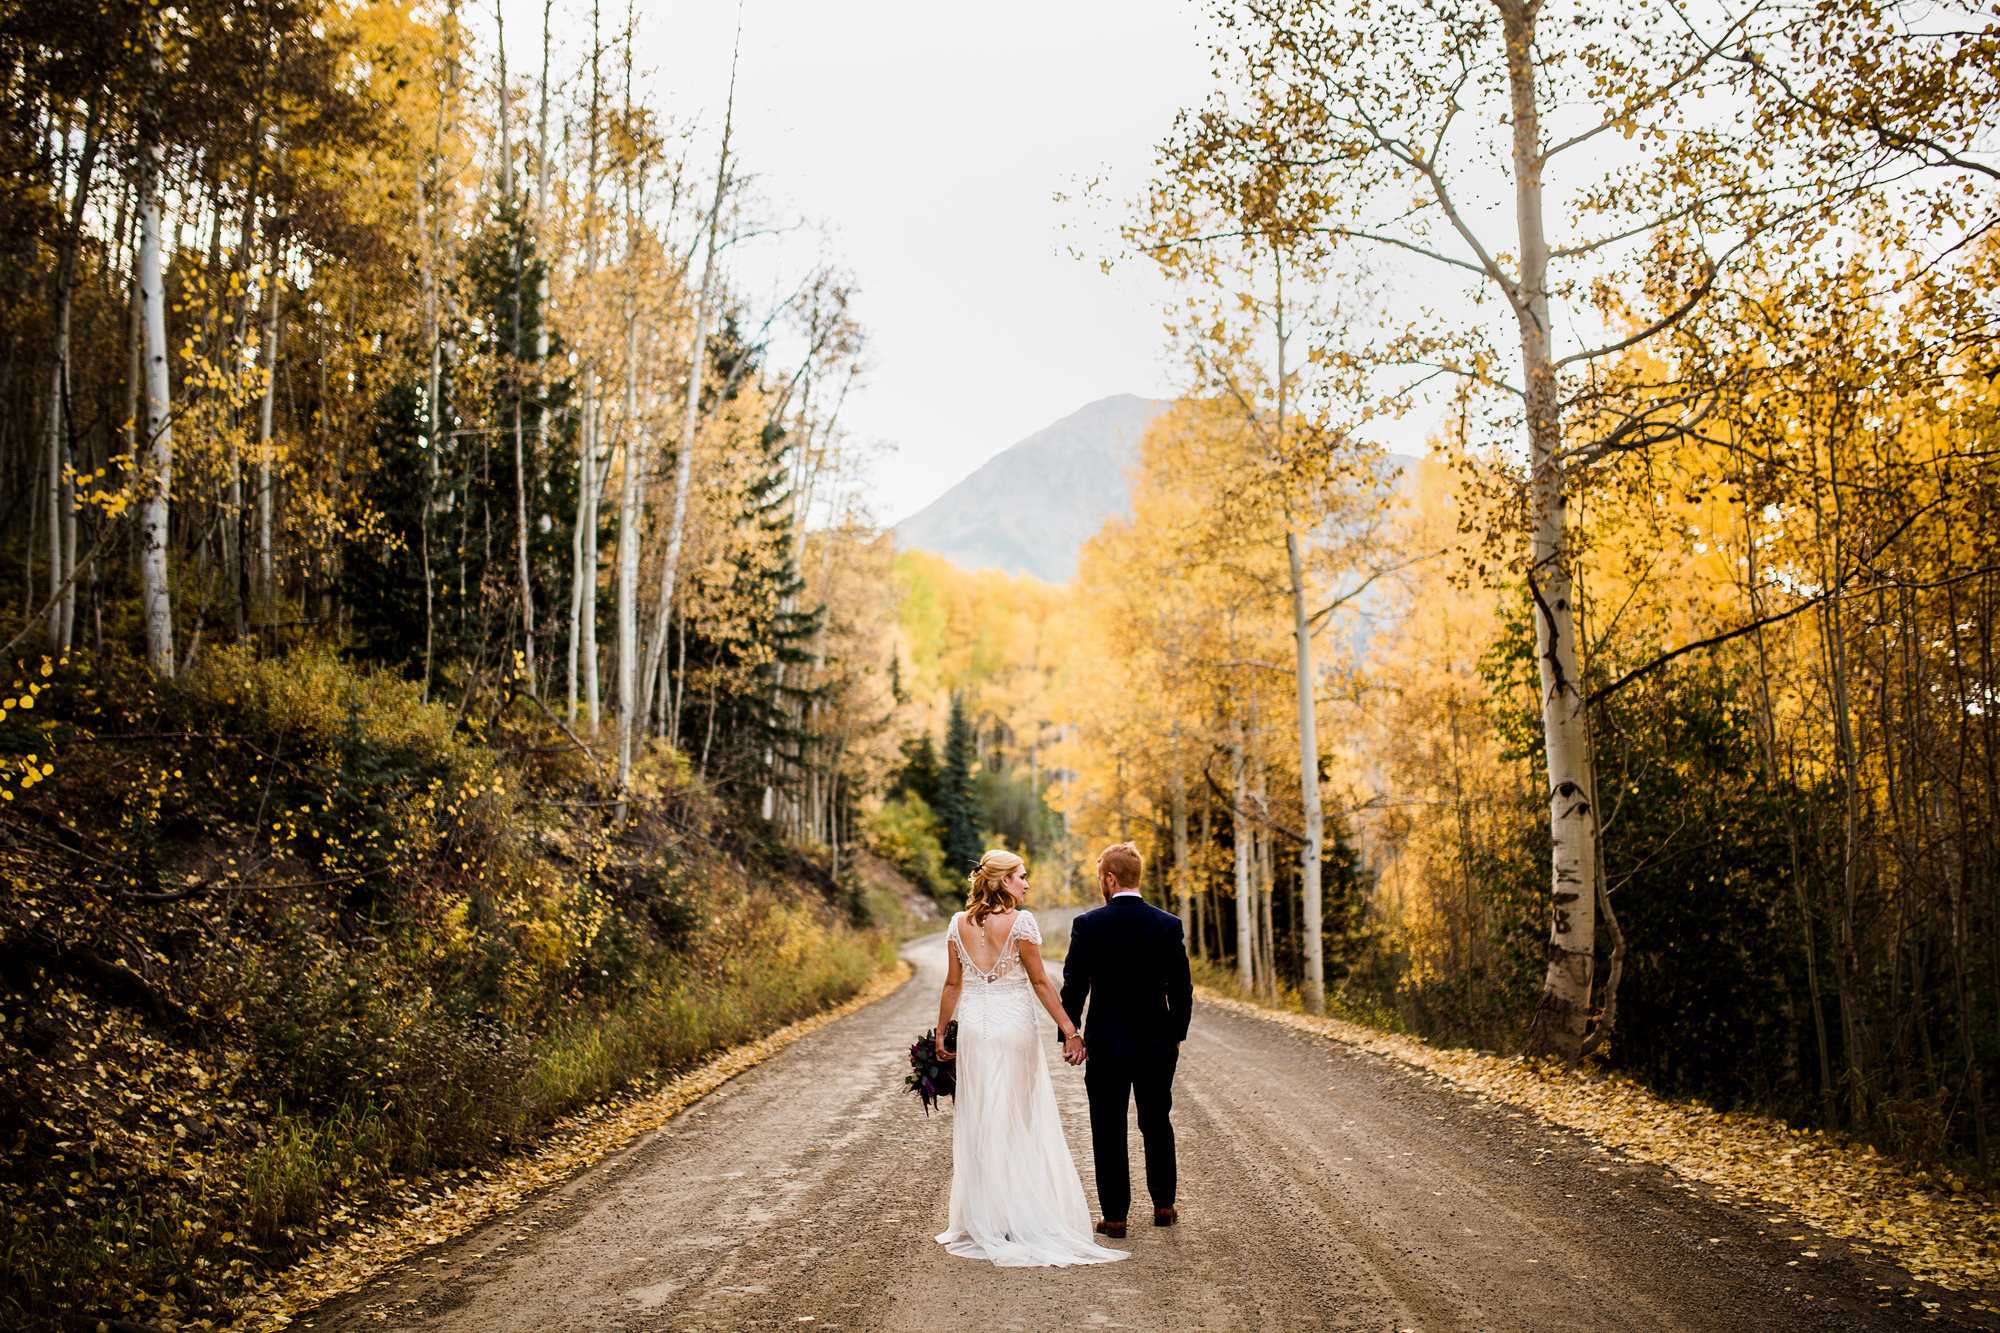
[1203,988,2000,1293]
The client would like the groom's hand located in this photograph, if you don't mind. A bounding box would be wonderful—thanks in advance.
[1062,1033,1087,1065]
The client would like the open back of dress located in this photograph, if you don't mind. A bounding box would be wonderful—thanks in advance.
[936,910,1128,1267]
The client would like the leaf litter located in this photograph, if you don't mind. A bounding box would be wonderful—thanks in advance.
[1199,989,1999,1302]
[225,961,912,1331]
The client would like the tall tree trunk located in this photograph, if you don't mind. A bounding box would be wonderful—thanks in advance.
[1744,493,1836,1120]
[534,0,554,706]
[1232,704,1254,991]
[571,0,604,733]
[257,235,281,602]
[1288,528,1326,1012]
[1194,795,1212,961]
[615,299,643,804]
[1817,437,1869,1121]
[495,0,537,693]
[45,96,100,654]
[1172,724,1192,949]
[642,69,735,724]
[1502,0,1599,1061]
[569,374,595,722]
[137,59,176,677]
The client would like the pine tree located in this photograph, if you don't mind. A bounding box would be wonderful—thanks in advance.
[937,694,983,876]
[891,733,941,809]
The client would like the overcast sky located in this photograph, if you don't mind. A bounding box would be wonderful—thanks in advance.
[490,0,1218,525]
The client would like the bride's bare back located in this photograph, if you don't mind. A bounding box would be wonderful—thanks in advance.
[958,907,1022,976]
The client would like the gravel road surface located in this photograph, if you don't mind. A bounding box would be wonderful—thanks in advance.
[304,924,1994,1332]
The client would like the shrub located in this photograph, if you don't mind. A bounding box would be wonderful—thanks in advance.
[866,793,958,902]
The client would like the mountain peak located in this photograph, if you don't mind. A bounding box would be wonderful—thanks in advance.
[894,394,1168,583]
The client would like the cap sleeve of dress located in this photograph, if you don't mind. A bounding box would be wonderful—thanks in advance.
[1017,910,1042,945]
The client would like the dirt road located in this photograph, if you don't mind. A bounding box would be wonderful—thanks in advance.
[307,925,1993,1332]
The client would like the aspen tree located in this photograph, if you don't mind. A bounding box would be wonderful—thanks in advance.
[642,56,737,734]
[1231,682,1254,990]
[495,0,539,692]
[1172,723,1193,949]
[136,30,176,676]
[613,11,643,803]
[256,233,282,605]
[45,96,100,654]
[570,0,605,730]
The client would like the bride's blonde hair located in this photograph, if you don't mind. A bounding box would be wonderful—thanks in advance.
[965,849,1026,925]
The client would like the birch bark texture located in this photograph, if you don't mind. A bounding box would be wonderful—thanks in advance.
[45,100,100,654]
[1495,0,1598,1060]
[615,299,642,800]
[257,237,282,600]
[136,54,176,677]
[1231,706,1254,991]
[642,70,735,731]
[1287,529,1327,1013]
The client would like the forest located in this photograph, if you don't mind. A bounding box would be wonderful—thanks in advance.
[0,0,1996,1326]
[1047,0,2000,1191]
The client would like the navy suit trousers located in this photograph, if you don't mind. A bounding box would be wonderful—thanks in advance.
[1083,1049,1179,1221]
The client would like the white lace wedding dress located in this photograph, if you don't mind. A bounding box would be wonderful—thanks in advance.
[936,909,1129,1267]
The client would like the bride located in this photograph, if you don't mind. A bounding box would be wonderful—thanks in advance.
[933,849,1128,1267]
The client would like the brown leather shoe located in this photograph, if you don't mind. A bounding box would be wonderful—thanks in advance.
[1154,1206,1178,1227]
[1095,1218,1128,1239]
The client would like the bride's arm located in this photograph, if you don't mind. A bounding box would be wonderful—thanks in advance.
[1017,942,1082,1045]
[935,936,964,1060]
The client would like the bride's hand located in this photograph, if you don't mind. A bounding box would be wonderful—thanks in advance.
[936,1045,954,1061]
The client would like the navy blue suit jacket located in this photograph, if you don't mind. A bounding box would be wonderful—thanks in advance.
[1059,894,1194,1060]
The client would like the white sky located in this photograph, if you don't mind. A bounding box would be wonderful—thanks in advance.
[608,0,1221,526]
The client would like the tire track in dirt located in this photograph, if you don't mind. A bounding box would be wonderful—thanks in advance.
[301,925,1993,1333]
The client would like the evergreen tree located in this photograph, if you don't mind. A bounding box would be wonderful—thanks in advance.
[937,693,983,875]
[676,321,823,797]
[891,733,941,809]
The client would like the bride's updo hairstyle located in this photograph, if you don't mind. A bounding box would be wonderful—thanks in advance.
[965,849,1025,925]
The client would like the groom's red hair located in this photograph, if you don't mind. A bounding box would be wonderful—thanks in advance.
[1097,842,1143,889]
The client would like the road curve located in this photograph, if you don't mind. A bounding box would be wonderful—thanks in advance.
[305,924,1988,1332]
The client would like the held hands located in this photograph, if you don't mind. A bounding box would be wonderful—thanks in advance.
[1062,1032,1087,1066]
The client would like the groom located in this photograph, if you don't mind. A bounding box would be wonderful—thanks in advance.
[1059,842,1194,1240]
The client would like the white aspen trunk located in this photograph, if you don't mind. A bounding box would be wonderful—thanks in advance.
[45,103,99,654]
[44,359,65,650]
[137,124,175,677]
[642,80,734,725]
[615,302,643,801]
[536,0,555,708]
[575,0,603,733]
[1172,727,1193,952]
[568,374,593,722]
[257,240,281,599]
[511,401,538,690]
[1194,797,1212,961]
[57,453,75,650]
[1289,529,1326,1011]
[586,397,607,731]
[1232,709,1254,991]
[1501,0,1598,1062]
[1259,824,1277,1002]
[417,161,440,691]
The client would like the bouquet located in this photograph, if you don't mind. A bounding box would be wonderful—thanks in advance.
[905,1020,958,1114]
